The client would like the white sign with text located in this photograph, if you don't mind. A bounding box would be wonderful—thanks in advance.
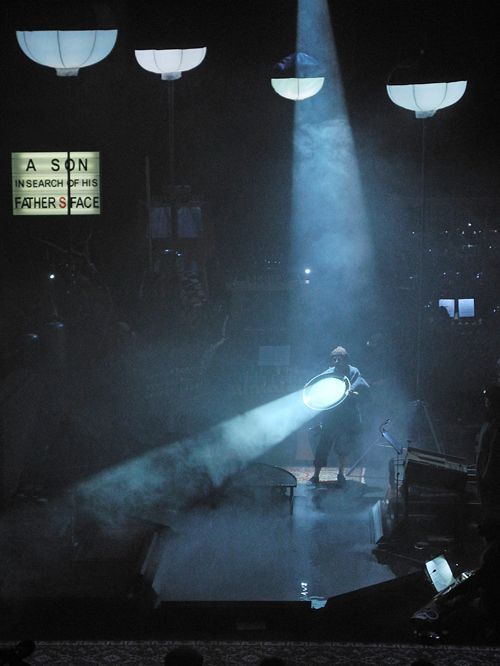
[12,151,101,216]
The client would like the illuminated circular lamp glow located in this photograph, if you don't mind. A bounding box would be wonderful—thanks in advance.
[271,77,324,101]
[303,373,351,411]
[386,80,467,118]
[16,29,118,76]
[135,48,207,80]
[272,52,324,101]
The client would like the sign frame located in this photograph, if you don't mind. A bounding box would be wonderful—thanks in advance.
[11,151,101,216]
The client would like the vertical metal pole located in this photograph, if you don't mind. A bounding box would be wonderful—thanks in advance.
[66,77,73,269]
[66,150,72,219]
[415,118,426,401]
[414,120,443,453]
[166,79,178,239]
[167,79,175,189]
[145,156,153,273]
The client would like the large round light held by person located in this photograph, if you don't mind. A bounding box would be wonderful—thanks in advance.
[303,373,351,411]
[16,29,118,76]
[386,80,467,118]
[134,48,207,80]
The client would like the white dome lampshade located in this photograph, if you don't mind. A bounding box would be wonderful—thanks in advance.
[134,48,207,80]
[16,29,118,76]
[386,80,467,118]
[271,52,324,101]
[271,77,324,101]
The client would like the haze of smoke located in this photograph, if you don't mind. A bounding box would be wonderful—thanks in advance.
[292,117,373,281]
[151,504,313,601]
[76,390,314,528]
[291,0,378,348]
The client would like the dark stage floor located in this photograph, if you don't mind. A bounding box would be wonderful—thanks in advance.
[0,440,489,645]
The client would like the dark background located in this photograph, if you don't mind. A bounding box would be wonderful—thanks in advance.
[1,0,499,407]
[0,2,499,636]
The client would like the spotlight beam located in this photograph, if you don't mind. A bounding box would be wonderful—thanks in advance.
[290,0,377,353]
[75,390,315,525]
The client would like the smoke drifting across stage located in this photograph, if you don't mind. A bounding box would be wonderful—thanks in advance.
[75,389,314,527]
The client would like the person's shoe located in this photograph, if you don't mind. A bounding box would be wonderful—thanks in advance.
[337,472,346,486]
[307,475,320,485]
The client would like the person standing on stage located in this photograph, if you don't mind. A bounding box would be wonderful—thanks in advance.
[308,346,370,486]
